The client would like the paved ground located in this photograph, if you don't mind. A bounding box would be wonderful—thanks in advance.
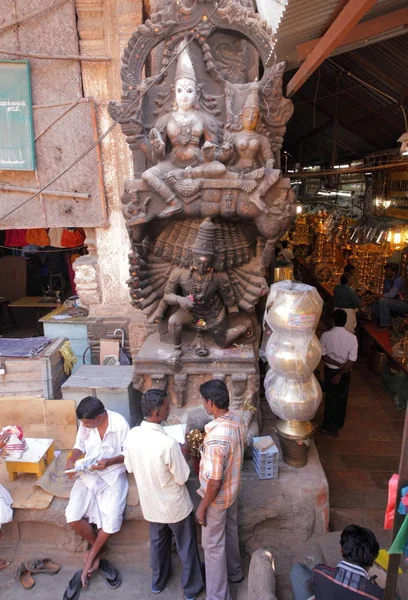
[0,542,248,600]
[314,356,405,549]
[0,356,405,599]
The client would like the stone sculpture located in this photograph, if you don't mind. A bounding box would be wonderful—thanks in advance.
[109,0,295,430]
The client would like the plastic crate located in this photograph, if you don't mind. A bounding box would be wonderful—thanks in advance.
[252,436,279,480]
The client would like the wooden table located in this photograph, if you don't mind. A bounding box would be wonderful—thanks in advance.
[9,296,60,334]
[4,437,55,481]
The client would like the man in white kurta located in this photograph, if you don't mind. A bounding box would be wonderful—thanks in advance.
[65,396,129,586]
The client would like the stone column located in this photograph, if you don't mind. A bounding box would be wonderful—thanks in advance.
[74,0,152,353]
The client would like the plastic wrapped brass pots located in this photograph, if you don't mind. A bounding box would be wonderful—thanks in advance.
[265,334,321,380]
[264,369,322,421]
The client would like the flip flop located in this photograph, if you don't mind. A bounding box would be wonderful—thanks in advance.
[98,559,122,589]
[13,563,35,590]
[25,558,61,575]
[63,570,82,600]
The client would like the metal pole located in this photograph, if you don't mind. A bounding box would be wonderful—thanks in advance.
[384,408,408,599]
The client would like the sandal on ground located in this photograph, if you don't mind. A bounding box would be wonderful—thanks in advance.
[13,563,35,590]
[0,557,10,571]
[63,570,83,600]
[98,559,122,589]
[25,558,61,575]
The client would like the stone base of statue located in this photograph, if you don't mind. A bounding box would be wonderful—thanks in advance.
[132,329,260,442]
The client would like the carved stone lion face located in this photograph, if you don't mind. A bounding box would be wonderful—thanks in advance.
[175,77,197,111]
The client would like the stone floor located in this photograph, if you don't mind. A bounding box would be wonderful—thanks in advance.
[314,356,406,549]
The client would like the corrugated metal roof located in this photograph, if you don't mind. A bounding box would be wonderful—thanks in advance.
[283,34,408,166]
[275,0,408,70]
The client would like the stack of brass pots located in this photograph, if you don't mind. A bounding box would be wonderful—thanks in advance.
[264,281,323,467]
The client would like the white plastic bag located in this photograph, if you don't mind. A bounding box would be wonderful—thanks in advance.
[265,280,323,335]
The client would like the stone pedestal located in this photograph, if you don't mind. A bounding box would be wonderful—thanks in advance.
[133,331,260,440]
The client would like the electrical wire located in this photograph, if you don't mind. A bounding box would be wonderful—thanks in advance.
[0,0,228,223]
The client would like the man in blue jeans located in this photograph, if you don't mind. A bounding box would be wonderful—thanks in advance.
[371,262,408,328]
[290,525,384,599]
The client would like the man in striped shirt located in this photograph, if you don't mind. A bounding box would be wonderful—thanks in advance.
[290,524,384,599]
[196,379,246,600]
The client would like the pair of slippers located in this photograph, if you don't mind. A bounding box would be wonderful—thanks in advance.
[63,559,121,600]
[14,558,61,590]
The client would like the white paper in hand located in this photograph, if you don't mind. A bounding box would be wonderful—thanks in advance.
[163,424,186,444]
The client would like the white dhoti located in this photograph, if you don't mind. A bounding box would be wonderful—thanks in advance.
[65,471,128,534]
[0,484,13,529]
[334,307,357,333]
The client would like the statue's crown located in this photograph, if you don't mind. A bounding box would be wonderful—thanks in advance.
[175,40,197,84]
[192,218,216,256]
[244,81,260,111]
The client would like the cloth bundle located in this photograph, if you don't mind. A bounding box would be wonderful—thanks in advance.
[1,425,28,459]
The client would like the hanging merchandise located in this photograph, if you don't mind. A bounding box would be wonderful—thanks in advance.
[4,229,27,247]
[61,228,85,248]
[25,228,50,246]
[48,228,64,248]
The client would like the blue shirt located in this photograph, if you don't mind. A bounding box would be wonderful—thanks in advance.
[383,276,408,301]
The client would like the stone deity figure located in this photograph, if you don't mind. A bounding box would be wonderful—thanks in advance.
[141,42,219,217]
[225,82,281,212]
[148,219,252,360]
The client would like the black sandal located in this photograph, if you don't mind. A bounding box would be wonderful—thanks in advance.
[98,559,122,589]
[63,570,83,600]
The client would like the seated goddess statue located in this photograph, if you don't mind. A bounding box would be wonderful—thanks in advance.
[141,42,219,218]
[224,81,282,212]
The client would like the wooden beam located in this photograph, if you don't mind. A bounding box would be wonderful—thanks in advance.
[297,7,408,62]
[323,0,350,33]
[286,0,377,98]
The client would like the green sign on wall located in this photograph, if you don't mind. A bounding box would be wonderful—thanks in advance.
[0,60,35,171]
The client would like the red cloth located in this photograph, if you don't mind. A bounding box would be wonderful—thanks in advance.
[385,473,399,530]
[4,229,27,247]
[61,229,85,248]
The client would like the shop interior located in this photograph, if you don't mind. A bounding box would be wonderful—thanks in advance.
[0,227,87,338]
[274,30,408,537]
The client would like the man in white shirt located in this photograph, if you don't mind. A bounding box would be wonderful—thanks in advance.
[124,389,204,600]
[65,396,129,587]
[318,309,358,437]
[277,240,295,263]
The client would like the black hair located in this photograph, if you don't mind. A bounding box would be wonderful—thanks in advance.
[281,240,289,248]
[141,389,167,417]
[199,379,229,409]
[340,525,379,568]
[76,396,105,420]
[333,309,347,327]
[385,262,399,274]
[340,274,349,285]
[343,264,355,273]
